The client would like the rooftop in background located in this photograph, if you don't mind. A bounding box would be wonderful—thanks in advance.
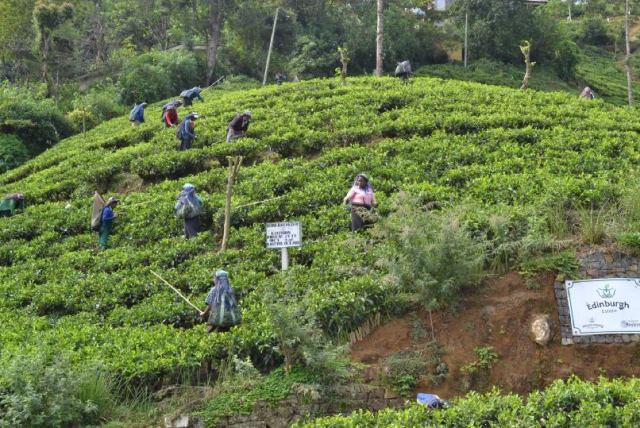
[432,0,548,11]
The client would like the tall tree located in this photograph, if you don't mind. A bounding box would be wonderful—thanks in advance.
[33,1,74,96]
[206,0,225,84]
[375,0,383,76]
[451,0,535,63]
[0,0,37,81]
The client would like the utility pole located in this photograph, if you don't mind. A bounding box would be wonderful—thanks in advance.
[262,7,280,86]
[625,0,633,107]
[464,12,468,67]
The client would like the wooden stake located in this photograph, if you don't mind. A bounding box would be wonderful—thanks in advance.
[519,40,535,90]
[220,156,243,252]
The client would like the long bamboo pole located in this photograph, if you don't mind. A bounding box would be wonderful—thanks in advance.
[150,270,203,315]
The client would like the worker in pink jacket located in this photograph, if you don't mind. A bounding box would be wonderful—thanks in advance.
[343,173,377,231]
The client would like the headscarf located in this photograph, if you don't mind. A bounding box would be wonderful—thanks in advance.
[163,100,182,111]
[177,184,200,208]
[353,173,373,192]
[210,270,236,307]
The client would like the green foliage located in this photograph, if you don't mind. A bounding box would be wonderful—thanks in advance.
[263,288,349,383]
[0,134,29,173]
[303,377,640,427]
[620,178,640,229]
[4,76,640,396]
[579,16,615,46]
[575,46,640,105]
[451,0,545,64]
[460,346,499,375]
[0,354,115,427]
[617,232,640,255]
[553,39,579,80]
[73,82,126,126]
[0,83,73,156]
[375,195,485,310]
[66,108,97,132]
[382,350,425,397]
[418,58,578,93]
[195,366,319,426]
[118,49,204,105]
[577,203,613,245]
[520,250,579,288]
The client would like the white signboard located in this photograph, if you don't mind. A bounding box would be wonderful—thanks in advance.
[265,222,302,249]
[566,278,640,335]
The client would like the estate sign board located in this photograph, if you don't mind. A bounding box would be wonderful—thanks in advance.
[265,222,302,249]
[566,278,640,335]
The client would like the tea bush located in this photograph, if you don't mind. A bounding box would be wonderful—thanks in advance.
[297,377,640,427]
[2,76,640,398]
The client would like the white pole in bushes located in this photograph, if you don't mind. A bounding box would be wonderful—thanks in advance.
[281,247,289,270]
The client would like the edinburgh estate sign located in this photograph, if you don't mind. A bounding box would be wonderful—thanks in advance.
[566,278,640,335]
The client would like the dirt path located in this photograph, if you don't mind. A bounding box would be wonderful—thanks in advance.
[350,272,640,399]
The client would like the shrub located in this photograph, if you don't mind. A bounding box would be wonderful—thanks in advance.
[0,134,29,173]
[118,50,204,105]
[383,350,425,397]
[553,39,579,80]
[579,17,615,46]
[577,204,613,245]
[374,194,486,310]
[460,346,499,375]
[617,232,640,255]
[263,289,349,383]
[5,76,640,395]
[297,377,640,427]
[76,82,126,125]
[0,84,73,156]
[0,354,115,427]
[66,108,98,133]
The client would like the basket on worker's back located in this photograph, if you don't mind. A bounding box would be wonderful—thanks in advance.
[0,193,25,218]
[207,273,241,328]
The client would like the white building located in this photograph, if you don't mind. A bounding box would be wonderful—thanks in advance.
[432,0,547,11]
[433,0,455,11]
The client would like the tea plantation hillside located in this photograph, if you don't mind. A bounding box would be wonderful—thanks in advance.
[2,77,640,390]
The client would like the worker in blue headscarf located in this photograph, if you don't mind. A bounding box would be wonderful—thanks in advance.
[200,270,241,333]
[175,183,202,239]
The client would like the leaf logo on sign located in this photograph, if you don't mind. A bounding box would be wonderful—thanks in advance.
[597,284,616,299]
